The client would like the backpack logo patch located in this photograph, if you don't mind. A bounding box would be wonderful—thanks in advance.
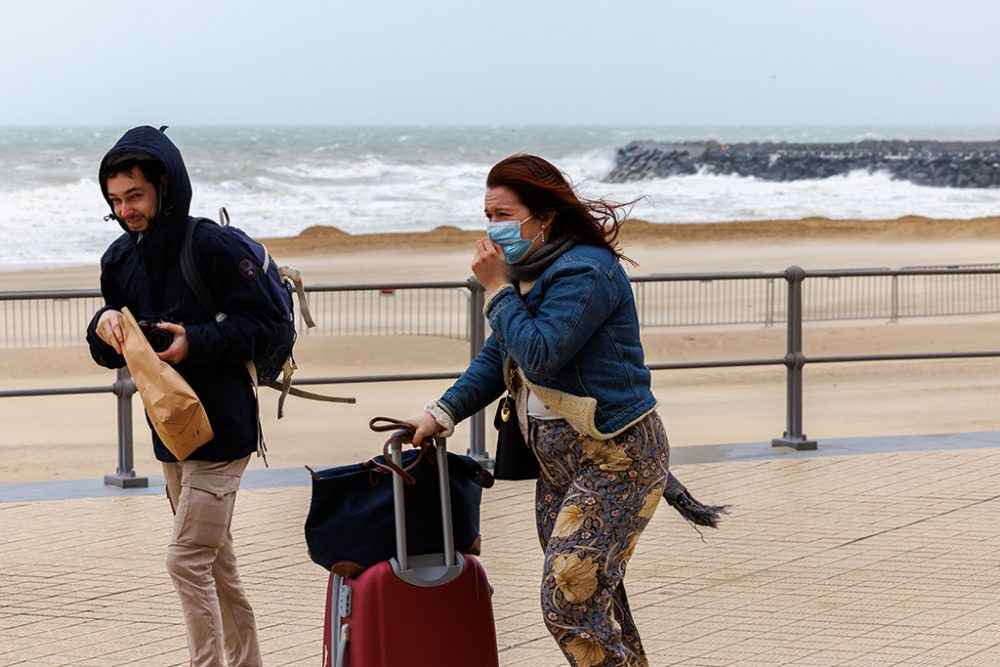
[238,259,257,280]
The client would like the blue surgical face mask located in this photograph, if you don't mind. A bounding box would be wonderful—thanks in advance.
[487,214,536,264]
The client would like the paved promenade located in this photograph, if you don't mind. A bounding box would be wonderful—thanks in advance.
[3,431,1000,666]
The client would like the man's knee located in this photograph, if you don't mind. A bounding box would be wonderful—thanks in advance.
[165,543,213,582]
[165,544,190,580]
[165,540,204,576]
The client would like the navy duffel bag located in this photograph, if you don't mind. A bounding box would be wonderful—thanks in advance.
[304,418,495,576]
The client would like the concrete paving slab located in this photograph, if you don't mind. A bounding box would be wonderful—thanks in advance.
[4,430,999,503]
[2,432,1000,665]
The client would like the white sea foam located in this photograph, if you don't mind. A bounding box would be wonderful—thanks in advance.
[614,169,1000,223]
[2,126,1000,270]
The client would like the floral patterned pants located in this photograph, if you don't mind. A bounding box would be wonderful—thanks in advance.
[529,412,670,667]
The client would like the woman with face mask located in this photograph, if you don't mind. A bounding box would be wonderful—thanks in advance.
[407,154,723,667]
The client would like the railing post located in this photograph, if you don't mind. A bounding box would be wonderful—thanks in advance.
[466,278,489,463]
[104,367,148,487]
[765,277,775,328]
[890,274,899,323]
[772,266,817,450]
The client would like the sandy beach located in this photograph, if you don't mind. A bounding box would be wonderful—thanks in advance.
[1,216,998,484]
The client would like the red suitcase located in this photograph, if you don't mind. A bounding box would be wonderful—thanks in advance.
[323,435,500,667]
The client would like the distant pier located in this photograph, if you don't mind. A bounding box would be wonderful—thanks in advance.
[607,139,1000,188]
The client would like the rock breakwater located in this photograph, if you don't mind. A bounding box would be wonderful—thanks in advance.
[606,140,1000,188]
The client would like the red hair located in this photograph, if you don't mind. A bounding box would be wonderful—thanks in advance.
[486,154,635,261]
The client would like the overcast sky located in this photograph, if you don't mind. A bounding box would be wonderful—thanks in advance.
[3,0,999,126]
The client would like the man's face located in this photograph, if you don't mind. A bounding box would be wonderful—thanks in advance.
[106,167,159,232]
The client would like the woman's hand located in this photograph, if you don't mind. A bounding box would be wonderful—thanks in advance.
[405,412,443,447]
[472,238,508,293]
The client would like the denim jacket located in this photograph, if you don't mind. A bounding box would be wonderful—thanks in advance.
[438,244,657,439]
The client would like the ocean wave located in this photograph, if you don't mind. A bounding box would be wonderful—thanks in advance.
[557,147,619,186]
[591,169,1000,223]
[266,157,393,181]
[3,141,1000,270]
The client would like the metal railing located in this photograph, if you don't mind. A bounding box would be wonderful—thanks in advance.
[631,263,1000,328]
[1,265,999,487]
[299,281,472,340]
[4,264,1000,348]
[0,277,490,488]
[0,290,105,347]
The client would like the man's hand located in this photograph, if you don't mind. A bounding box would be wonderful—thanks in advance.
[155,322,190,364]
[472,238,508,293]
[96,309,125,355]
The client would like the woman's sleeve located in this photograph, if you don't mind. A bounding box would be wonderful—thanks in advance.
[484,259,620,378]
[437,333,506,425]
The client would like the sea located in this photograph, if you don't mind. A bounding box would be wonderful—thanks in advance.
[3,125,1000,270]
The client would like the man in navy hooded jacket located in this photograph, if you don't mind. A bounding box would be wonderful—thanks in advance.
[87,126,281,667]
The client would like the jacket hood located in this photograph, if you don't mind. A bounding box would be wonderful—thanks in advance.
[99,126,193,304]
[99,125,192,235]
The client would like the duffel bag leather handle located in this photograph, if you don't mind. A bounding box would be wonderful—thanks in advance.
[367,417,435,486]
[369,416,425,436]
[362,438,422,486]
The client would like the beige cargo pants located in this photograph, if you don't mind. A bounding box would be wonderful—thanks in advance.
[163,456,262,667]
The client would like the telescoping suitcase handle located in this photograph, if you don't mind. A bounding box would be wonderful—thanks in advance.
[368,417,432,486]
[369,417,465,588]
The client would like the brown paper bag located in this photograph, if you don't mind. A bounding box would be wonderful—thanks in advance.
[119,307,213,460]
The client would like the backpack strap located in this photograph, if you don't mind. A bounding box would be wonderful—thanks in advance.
[180,215,353,430]
[278,266,316,328]
[269,381,356,404]
[181,217,267,464]
[181,218,226,322]
[246,360,267,466]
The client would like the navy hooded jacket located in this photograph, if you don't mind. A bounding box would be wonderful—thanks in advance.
[86,126,287,463]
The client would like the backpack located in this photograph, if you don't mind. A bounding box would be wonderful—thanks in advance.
[180,208,354,426]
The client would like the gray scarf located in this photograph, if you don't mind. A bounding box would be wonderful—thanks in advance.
[506,236,576,283]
